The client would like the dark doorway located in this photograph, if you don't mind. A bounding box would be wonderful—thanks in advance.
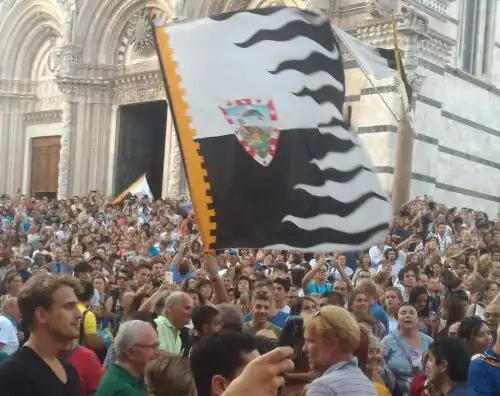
[115,101,167,198]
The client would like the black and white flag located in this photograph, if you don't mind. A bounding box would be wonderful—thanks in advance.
[153,6,390,252]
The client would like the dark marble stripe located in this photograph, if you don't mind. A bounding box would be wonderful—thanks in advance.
[345,95,361,103]
[418,58,445,75]
[343,60,358,69]
[495,42,500,49]
[373,166,500,202]
[439,146,500,170]
[417,94,442,109]
[357,125,397,134]
[361,86,396,95]
[357,126,438,145]
[441,110,500,138]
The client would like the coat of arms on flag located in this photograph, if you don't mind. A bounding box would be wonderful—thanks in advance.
[219,99,279,166]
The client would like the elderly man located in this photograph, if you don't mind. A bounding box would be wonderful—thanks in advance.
[0,297,21,355]
[155,291,194,355]
[304,306,377,396]
[96,320,160,396]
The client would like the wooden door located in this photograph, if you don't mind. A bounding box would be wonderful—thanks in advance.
[30,137,60,199]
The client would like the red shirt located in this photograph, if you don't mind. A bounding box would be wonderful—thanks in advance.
[66,346,102,395]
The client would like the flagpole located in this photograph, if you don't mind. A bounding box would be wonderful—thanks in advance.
[390,13,414,214]
[334,29,400,123]
[112,174,147,204]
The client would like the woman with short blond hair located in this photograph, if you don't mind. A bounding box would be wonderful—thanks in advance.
[145,355,197,396]
[303,306,377,396]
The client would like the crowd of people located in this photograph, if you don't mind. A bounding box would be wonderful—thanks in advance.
[0,191,499,396]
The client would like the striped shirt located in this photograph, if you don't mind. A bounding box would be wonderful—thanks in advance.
[307,359,377,396]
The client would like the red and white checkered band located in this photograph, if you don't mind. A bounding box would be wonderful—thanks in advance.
[267,100,277,121]
[219,106,234,125]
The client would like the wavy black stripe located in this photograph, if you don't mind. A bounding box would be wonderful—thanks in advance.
[282,128,355,155]
[236,19,335,51]
[319,117,345,128]
[213,222,389,249]
[287,190,387,219]
[293,85,344,109]
[269,51,341,80]
[273,223,390,248]
[210,6,288,21]
[316,166,372,183]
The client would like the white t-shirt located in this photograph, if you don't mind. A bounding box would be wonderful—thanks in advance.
[0,315,19,355]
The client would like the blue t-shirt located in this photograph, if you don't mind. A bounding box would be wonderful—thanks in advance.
[147,247,159,257]
[381,330,433,395]
[243,310,289,329]
[169,263,194,285]
[305,281,332,296]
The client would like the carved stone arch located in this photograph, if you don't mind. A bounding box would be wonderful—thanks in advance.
[81,0,172,65]
[14,24,61,81]
[31,39,55,81]
[0,0,64,79]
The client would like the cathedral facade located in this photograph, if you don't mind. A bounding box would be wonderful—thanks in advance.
[0,0,500,214]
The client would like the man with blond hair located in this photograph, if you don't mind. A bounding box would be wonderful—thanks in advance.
[303,306,377,396]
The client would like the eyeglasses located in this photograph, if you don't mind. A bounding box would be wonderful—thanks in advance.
[117,276,129,280]
[133,342,160,350]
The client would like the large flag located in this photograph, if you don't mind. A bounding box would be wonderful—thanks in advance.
[152,6,390,252]
[332,25,416,134]
[112,174,153,204]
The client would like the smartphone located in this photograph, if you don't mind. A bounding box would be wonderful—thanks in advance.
[165,271,174,283]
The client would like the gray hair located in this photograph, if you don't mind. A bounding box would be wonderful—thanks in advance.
[216,303,242,331]
[164,291,190,312]
[115,320,152,360]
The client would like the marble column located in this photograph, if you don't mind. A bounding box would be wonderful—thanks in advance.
[58,99,74,199]
[162,112,174,198]
[0,108,10,193]
[167,136,182,197]
[106,105,119,197]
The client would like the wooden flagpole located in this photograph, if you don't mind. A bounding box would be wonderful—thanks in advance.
[391,13,414,215]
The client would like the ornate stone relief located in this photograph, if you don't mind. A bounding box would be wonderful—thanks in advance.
[404,0,450,20]
[24,110,62,126]
[126,8,155,56]
[114,72,166,105]
[420,30,455,64]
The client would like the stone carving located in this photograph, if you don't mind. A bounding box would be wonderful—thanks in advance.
[115,85,166,105]
[406,71,426,94]
[58,100,73,199]
[47,47,62,74]
[338,40,355,62]
[399,5,430,38]
[408,0,448,18]
[24,110,62,126]
[306,0,330,11]
[126,8,155,56]
[167,139,182,196]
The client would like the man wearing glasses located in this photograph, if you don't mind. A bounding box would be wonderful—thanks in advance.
[96,320,160,396]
